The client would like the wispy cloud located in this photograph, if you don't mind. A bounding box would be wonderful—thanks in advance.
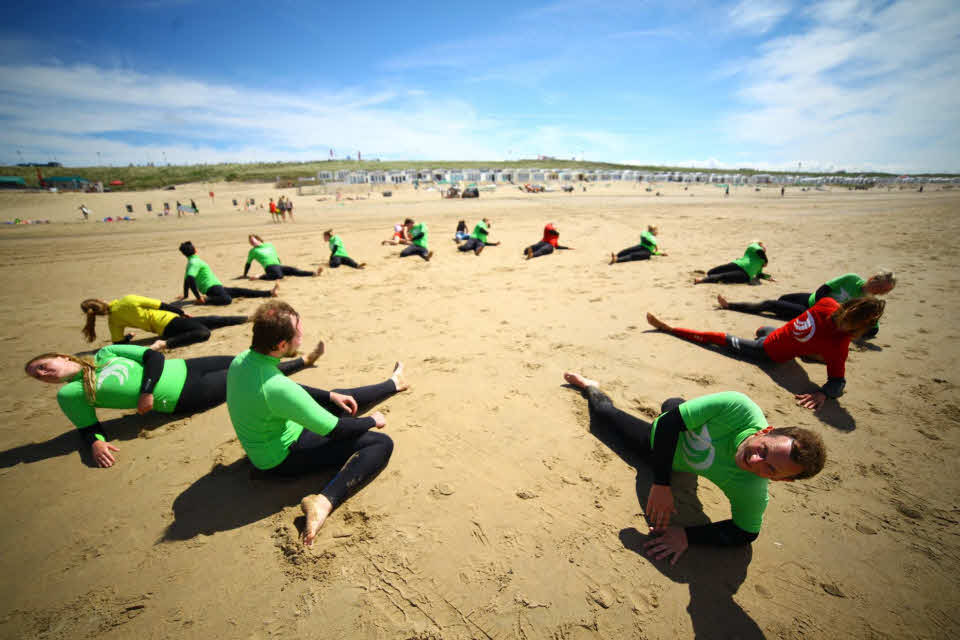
[728,0,792,34]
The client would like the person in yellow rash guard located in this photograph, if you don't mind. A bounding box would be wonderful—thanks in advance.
[227,300,408,545]
[80,295,249,351]
[24,343,318,468]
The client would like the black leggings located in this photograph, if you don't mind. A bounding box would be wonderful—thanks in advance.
[698,262,751,284]
[459,238,491,252]
[615,244,652,262]
[329,255,361,269]
[722,327,775,361]
[525,241,554,258]
[173,356,305,414]
[203,284,273,306]
[267,380,398,508]
[584,387,683,453]
[724,292,810,320]
[161,315,248,348]
[400,245,430,260]
[261,264,315,280]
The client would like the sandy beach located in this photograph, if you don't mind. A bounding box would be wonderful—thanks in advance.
[0,181,957,639]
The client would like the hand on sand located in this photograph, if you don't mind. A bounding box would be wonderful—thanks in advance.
[645,484,677,529]
[270,284,280,297]
[301,494,333,547]
[91,440,120,468]
[304,341,325,367]
[370,411,387,428]
[644,526,688,565]
[795,391,826,410]
[717,294,729,309]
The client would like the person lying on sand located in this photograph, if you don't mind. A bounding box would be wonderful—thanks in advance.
[693,241,773,285]
[610,225,667,264]
[243,234,322,279]
[564,373,825,564]
[175,241,277,306]
[524,223,573,259]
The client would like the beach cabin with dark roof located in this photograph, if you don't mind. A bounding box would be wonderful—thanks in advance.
[43,176,89,191]
[0,176,27,189]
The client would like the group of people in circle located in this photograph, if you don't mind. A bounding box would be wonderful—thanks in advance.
[23,220,896,563]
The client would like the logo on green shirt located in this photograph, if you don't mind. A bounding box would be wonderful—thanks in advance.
[97,360,131,389]
[679,425,716,470]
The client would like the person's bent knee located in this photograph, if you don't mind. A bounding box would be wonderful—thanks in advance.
[660,397,685,413]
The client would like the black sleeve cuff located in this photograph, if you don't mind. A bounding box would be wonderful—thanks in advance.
[821,377,846,398]
[77,423,108,447]
[140,349,165,394]
[651,406,687,485]
[159,302,186,316]
[685,520,758,546]
[327,416,377,440]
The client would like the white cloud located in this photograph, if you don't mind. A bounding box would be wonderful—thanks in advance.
[728,0,792,34]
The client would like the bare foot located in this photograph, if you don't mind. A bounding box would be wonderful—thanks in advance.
[563,372,598,389]
[315,266,323,276]
[304,341,325,366]
[248,276,260,281]
[693,277,703,284]
[425,251,434,261]
[646,312,672,332]
[357,263,366,269]
[301,494,333,546]
[270,283,280,297]
[525,247,533,260]
[475,245,484,256]
[609,252,617,265]
[390,361,408,392]
[149,340,167,351]
[717,294,729,309]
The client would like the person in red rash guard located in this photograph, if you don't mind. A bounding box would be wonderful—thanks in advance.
[524,223,575,259]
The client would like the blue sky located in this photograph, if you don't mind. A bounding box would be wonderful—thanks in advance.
[1,0,957,172]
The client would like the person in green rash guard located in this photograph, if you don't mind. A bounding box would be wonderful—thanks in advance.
[694,241,775,285]
[174,241,278,305]
[610,225,668,264]
[398,220,433,261]
[322,230,366,269]
[24,343,321,468]
[227,300,409,546]
[717,270,896,338]
[243,234,322,280]
[457,218,501,255]
[563,373,825,564]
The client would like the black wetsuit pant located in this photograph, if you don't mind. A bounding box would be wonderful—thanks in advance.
[329,255,361,269]
[267,380,397,508]
[525,241,554,258]
[615,244,652,262]
[724,293,810,320]
[161,315,248,348]
[699,262,751,284]
[400,245,430,260]
[204,284,273,306]
[584,387,684,452]
[260,264,315,280]
[458,238,487,252]
[173,357,305,414]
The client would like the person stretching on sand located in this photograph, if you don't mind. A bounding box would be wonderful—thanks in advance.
[694,241,773,284]
[323,230,365,269]
[81,295,249,351]
[398,220,433,261]
[717,270,895,338]
[646,296,885,410]
[78,204,91,221]
[564,373,825,564]
[243,234,322,279]
[610,225,667,264]
[382,219,411,245]
[524,223,574,259]
[25,342,320,468]
[226,300,407,546]
[175,241,278,306]
[457,218,501,255]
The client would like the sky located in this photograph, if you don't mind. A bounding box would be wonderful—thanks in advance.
[0,0,957,173]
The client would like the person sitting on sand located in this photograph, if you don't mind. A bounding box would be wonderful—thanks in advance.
[646,296,885,410]
[398,220,433,261]
[717,270,895,339]
[694,241,773,284]
[323,230,365,269]
[175,241,278,306]
[226,300,407,546]
[524,223,574,259]
[610,225,667,264]
[564,373,825,564]
[454,220,470,242]
[244,234,322,280]
[81,295,249,351]
[457,218,501,256]
[382,219,412,245]
[25,342,319,468]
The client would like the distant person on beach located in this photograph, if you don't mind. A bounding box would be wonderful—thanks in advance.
[277,196,287,222]
[646,295,885,410]
[81,295,249,351]
[524,223,574,259]
[226,300,407,545]
[563,373,825,564]
[610,225,667,264]
[457,218,500,255]
[693,241,773,284]
[268,198,279,223]
[382,219,411,245]
[25,343,318,468]
[78,204,90,221]
[398,220,432,261]
[190,199,199,215]
[285,196,294,222]
[323,230,365,269]
[717,271,895,338]
[175,241,278,306]
[454,220,470,242]
[244,234,322,279]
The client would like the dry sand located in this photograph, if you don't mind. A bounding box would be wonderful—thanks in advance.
[0,180,957,639]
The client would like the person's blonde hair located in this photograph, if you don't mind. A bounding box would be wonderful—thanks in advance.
[80,299,109,343]
[868,270,896,289]
[832,296,885,335]
[25,353,99,403]
[647,225,659,234]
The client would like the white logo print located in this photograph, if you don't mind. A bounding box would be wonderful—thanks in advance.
[97,360,131,389]
[791,311,816,343]
[679,425,715,471]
